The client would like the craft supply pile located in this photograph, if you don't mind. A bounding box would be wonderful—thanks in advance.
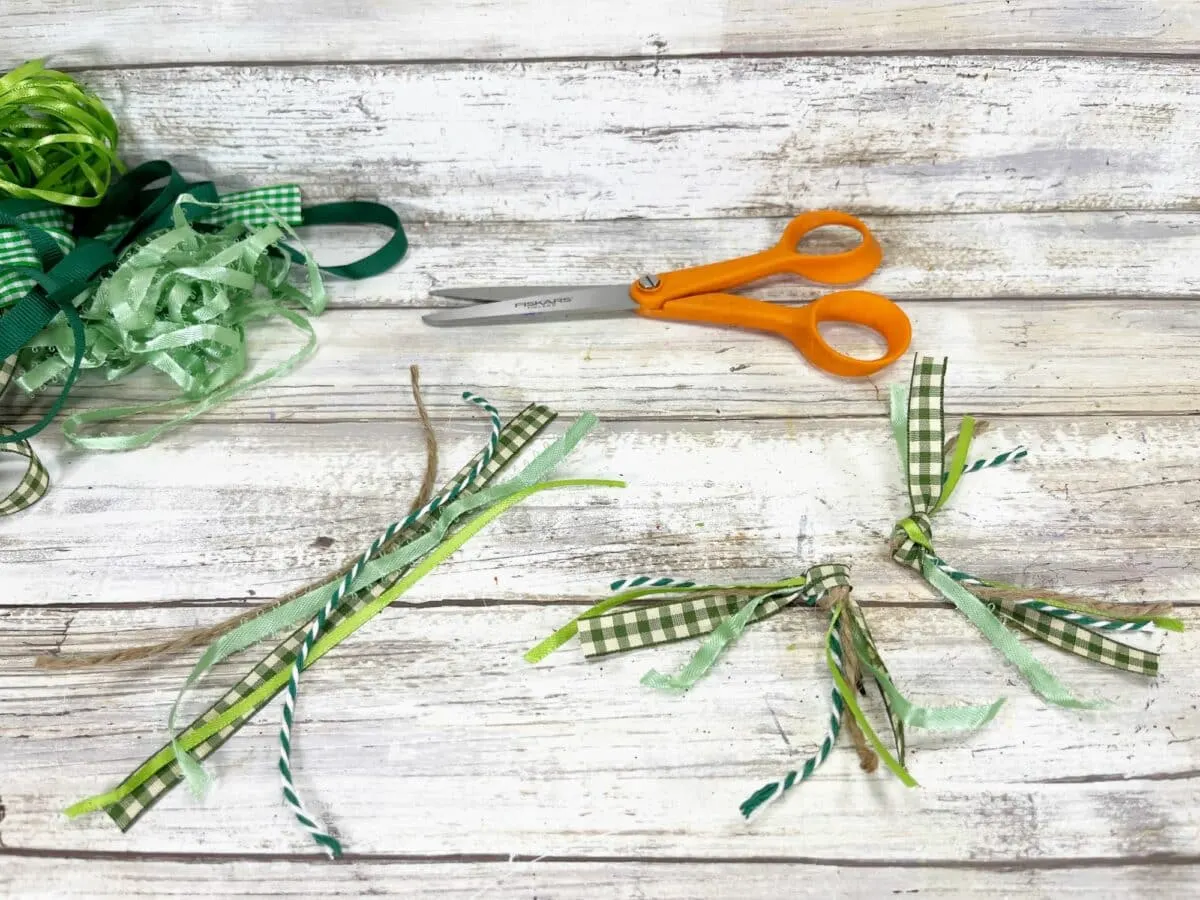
[0,59,1182,858]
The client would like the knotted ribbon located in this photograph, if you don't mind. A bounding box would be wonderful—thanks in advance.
[529,563,1002,818]
[889,355,1180,709]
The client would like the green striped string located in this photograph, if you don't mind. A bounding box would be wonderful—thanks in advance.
[277,391,503,858]
[942,447,1028,484]
[739,622,847,818]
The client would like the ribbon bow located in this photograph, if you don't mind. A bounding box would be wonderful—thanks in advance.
[889,356,1181,709]
[530,561,1002,818]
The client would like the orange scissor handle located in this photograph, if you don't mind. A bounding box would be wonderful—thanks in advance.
[630,210,882,310]
[636,290,911,377]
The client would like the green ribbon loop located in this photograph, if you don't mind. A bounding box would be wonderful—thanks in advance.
[0,60,124,207]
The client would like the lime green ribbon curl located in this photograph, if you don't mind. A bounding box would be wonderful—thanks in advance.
[0,60,124,207]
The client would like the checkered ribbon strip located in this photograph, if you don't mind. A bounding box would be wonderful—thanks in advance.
[0,357,49,515]
[103,403,556,831]
[579,563,851,657]
[0,185,304,310]
[996,599,1158,676]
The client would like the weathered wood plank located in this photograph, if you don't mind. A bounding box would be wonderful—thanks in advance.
[60,58,1200,220]
[5,1,1199,67]
[2,856,1198,899]
[298,213,1200,307]
[11,301,1196,426]
[3,416,1197,606]
[2,605,1196,857]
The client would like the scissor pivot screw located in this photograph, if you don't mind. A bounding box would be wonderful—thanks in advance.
[637,274,661,290]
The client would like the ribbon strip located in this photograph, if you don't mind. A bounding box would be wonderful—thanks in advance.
[888,355,1178,708]
[0,356,48,515]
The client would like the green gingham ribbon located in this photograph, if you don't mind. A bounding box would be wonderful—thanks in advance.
[69,403,556,830]
[0,356,49,515]
[889,356,1171,707]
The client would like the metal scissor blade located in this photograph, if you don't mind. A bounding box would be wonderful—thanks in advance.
[429,285,589,302]
[423,285,636,326]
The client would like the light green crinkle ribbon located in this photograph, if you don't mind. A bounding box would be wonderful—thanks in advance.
[848,629,1004,731]
[639,585,808,691]
[21,193,324,450]
[168,412,618,789]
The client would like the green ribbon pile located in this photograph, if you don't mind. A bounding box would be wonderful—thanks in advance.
[528,563,1002,818]
[0,160,407,450]
[0,60,409,463]
[65,399,623,858]
[889,355,1182,709]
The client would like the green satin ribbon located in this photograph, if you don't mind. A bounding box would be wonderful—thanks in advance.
[0,60,124,207]
[167,413,615,787]
[0,160,407,446]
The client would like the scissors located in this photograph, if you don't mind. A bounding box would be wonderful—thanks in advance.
[423,210,911,377]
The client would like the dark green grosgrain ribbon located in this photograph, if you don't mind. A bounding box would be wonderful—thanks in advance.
[889,355,1180,710]
[0,160,407,445]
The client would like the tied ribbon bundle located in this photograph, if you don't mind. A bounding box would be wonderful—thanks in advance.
[890,356,1182,709]
[0,158,407,451]
[57,393,624,858]
[0,60,123,207]
[527,564,1002,818]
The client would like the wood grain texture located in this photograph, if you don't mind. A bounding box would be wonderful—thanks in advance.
[4,415,1197,607]
[61,57,1200,220]
[5,1,1200,67]
[266,212,1200,307]
[3,302,1195,427]
[4,858,1199,900]
[2,604,1197,858]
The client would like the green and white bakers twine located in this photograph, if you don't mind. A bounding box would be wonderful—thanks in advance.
[278,391,504,858]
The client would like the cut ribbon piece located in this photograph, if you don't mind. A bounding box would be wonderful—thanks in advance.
[69,399,624,860]
[73,403,557,831]
[888,355,1179,708]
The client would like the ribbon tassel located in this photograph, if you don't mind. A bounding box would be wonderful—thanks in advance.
[888,355,1180,706]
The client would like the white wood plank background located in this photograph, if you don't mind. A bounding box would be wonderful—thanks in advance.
[2,5,1200,898]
